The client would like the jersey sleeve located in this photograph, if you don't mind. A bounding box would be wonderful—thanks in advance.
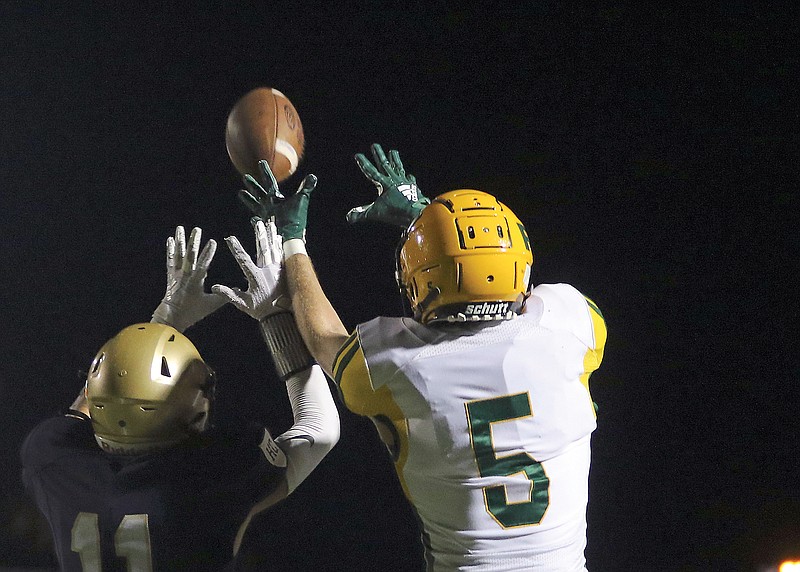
[532,283,608,397]
[582,295,607,373]
[532,284,606,351]
[332,330,380,416]
[332,329,406,419]
[332,329,410,467]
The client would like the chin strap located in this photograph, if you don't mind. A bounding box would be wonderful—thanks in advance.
[66,409,90,421]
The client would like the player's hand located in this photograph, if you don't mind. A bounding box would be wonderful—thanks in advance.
[151,226,228,332]
[347,143,430,228]
[212,218,291,321]
[237,160,317,242]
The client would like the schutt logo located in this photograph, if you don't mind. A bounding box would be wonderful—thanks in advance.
[464,302,510,315]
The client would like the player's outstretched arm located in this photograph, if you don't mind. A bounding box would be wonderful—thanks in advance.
[282,253,349,379]
[236,160,350,377]
[69,227,228,415]
[212,218,340,496]
[151,225,228,332]
[346,143,430,228]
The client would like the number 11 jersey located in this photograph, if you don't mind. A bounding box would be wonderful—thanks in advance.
[21,414,285,571]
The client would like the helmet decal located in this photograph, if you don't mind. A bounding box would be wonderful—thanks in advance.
[517,222,531,251]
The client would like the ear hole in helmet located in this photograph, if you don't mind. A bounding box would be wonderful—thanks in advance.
[161,357,171,377]
[487,275,494,282]
[497,225,504,238]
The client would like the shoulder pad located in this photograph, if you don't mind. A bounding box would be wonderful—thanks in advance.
[531,283,596,348]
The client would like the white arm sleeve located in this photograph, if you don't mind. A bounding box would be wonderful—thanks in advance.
[275,364,340,493]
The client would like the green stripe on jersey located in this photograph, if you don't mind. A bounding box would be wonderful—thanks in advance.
[333,331,360,385]
[584,297,604,321]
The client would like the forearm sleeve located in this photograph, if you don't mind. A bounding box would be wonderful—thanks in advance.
[275,364,340,493]
[259,312,316,380]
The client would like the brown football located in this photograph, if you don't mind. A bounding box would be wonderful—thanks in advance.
[225,87,305,182]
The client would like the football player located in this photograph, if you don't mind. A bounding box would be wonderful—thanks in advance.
[20,221,340,571]
[238,146,607,571]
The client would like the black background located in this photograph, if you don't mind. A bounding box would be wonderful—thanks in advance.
[1,2,796,571]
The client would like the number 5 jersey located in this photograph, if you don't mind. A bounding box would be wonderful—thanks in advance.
[333,283,607,572]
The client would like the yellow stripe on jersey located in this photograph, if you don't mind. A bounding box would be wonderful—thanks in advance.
[584,296,607,366]
[334,329,413,500]
[332,331,360,386]
[580,296,608,417]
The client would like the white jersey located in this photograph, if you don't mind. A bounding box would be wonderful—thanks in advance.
[333,284,607,571]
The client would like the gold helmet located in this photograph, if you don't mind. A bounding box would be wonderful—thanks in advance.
[397,189,533,324]
[85,323,215,455]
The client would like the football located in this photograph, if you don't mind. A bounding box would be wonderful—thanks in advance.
[225,87,305,182]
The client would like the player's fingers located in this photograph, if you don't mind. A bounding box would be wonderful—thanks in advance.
[196,238,217,273]
[174,225,187,266]
[165,236,176,270]
[257,160,281,197]
[243,174,268,200]
[297,174,317,197]
[345,204,371,224]
[252,218,269,267]
[184,227,202,271]
[238,189,264,216]
[390,150,406,179]
[371,144,393,176]
[224,234,246,260]
[355,154,385,186]
[260,218,282,265]
[225,235,260,285]
[210,284,246,307]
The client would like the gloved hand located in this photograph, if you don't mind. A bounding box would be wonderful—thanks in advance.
[151,226,228,332]
[212,217,291,320]
[347,143,430,228]
[237,160,317,241]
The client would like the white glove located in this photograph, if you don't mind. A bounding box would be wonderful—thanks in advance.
[212,218,290,320]
[151,226,228,332]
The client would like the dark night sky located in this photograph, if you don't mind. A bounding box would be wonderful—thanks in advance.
[1,3,796,570]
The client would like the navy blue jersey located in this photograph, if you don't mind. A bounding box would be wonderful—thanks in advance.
[21,412,285,571]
